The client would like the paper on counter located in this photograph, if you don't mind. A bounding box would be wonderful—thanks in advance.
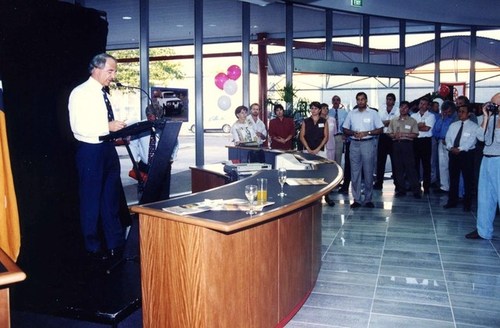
[286,178,327,186]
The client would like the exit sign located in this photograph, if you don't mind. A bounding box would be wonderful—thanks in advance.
[351,0,363,7]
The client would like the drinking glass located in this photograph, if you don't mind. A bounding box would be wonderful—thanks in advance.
[245,184,258,215]
[278,167,287,197]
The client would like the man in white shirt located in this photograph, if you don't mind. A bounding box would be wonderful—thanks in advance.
[68,53,126,260]
[411,97,436,194]
[248,103,267,145]
[374,93,399,190]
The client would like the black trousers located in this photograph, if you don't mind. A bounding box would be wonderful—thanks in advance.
[414,137,432,191]
[375,133,393,186]
[448,150,474,207]
[392,140,420,193]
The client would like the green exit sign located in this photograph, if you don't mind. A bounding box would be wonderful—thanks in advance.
[351,0,363,7]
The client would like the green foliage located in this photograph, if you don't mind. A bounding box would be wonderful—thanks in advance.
[108,48,185,87]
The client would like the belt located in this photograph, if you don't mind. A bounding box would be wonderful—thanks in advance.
[394,139,412,143]
[351,137,374,142]
[484,154,500,158]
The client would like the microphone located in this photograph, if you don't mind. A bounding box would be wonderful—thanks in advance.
[115,82,153,104]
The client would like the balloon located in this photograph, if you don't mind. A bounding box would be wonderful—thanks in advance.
[217,95,231,111]
[214,72,229,90]
[223,79,237,95]
[227,65,241,80]
[439,84,450,98]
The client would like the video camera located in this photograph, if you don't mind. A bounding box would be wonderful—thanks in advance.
[486,102,499,115]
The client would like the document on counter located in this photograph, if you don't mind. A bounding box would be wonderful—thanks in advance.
[162,198,274,215]
[286,178,327,186]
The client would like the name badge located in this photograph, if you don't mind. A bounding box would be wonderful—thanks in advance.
[363,118,371,123]
[404,124,411,130]
[318,123,325,128]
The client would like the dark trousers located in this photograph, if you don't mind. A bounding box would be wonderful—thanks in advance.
[340,141,351,189]
[375,133,393,186]
[76,141,125,253]
[448,150,474,207]
[393,140,420,193]
[414,137,432,191]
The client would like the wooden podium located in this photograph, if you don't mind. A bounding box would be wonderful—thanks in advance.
[132,161,342,328]
[0,249,26,328]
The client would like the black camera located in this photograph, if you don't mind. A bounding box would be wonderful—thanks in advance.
[487,102,499,114]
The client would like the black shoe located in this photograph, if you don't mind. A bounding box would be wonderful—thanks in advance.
[413,192,422,199]
[324,195,335,207]
[395,192,406,198]
[434,188,448,194]
[350,202,362,209]
[338,188,349,195]
[465,229,483,239]
[373,183,383,190]
[365,202,375,208]
[443,203,457,209]
[423,189,430,195]
[463,205,471,212]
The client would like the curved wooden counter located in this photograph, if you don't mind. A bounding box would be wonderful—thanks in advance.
[131,161,342,328]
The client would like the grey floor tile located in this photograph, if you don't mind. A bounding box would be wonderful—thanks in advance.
[288,306,370,328]
[369,313,455,328]
[453,306,500,327]
[447,280,500,298]
[372,299,453,322]
[375,286,450,306]
[304,293,373,312]
[323,253,381,266]
[379,265,445,280]
[450,293,500,313]
[321,260,380,275]
[445,271,500,285]
[317,270,378,285]
[313,280,376,298]
[442,261,500,275]
[381,257,442,270]
[382,249,440,261]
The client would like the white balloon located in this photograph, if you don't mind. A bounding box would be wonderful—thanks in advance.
[223,79,237,96]
[217,95,231,111]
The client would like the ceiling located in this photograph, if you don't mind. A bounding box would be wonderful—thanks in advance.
[73,0,499,50]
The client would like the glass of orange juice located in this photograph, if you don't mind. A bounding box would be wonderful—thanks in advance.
[256,178,268,205]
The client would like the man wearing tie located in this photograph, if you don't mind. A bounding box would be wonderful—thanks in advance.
[443,105,482,211]
[69,53,127,261]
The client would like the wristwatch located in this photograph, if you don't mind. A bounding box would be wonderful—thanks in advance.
[368,131,371,135]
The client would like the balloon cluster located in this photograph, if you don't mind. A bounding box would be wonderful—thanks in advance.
[214,65,241,111]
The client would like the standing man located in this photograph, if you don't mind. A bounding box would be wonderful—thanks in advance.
[374,93,399,190]
[432,100,456,194]
[387,101,421,198]
[411,97,435,194]
[329,95,348,164]
[69,53,126,260]
[343,92,384,208]
[466,93,500,240]
[268,104,295,150]
[444,106,482,211]
[248,103,267,145]
[329,95,350,193]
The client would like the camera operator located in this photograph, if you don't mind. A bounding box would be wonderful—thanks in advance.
[466,92,500,240]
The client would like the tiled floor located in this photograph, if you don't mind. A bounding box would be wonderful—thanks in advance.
[286,184,500,328]
[12,178,500,327]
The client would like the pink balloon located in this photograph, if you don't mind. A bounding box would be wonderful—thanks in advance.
[227,65,241,80]
[214,72,229,90]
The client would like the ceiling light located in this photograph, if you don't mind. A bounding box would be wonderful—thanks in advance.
[122,16,132,20]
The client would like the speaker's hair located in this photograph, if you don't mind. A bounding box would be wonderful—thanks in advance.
[88,53,117,74]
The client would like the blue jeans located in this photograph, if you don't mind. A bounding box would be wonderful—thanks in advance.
[476,156,500,239]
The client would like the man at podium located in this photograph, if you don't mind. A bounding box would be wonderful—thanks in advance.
[68,53,126,261]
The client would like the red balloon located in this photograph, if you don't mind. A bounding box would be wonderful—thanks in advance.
[214,72,229,90]
[439,84,450,98]
[227,65,241,80]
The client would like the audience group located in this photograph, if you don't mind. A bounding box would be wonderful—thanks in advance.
[230,91,500,241]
